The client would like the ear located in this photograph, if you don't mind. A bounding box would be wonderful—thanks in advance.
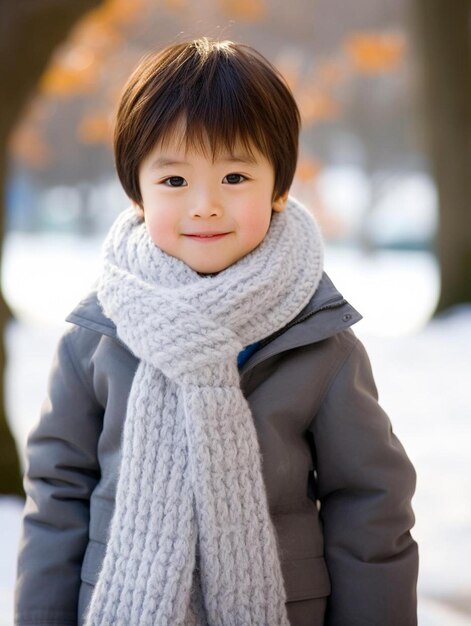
[131,199,145,220]
[272,190,289,213]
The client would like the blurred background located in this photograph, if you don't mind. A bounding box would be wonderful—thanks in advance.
[1,1,470,624]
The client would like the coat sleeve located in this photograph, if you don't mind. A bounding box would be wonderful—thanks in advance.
[15,327,103,626]
[309,334,419,626]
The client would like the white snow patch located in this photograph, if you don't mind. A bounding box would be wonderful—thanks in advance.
[0,497,24,626]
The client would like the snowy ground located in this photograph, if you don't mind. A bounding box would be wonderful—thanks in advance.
[1,233,471,625]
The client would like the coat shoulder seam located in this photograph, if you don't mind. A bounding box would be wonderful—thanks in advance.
[309,331,360,429]
[62,328,99,404]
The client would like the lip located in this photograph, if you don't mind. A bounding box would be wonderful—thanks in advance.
[183,233,230,241]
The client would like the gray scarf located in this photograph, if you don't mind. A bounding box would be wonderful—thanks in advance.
[86,196,324,625]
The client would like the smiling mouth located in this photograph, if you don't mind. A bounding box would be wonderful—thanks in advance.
[183,233,230,240]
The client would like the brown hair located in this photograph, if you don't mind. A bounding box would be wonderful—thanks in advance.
[114,37,301,208]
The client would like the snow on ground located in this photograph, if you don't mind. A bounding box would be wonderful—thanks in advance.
[1,233,470,625]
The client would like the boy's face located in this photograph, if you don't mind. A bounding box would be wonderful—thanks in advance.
[134,135,288,275]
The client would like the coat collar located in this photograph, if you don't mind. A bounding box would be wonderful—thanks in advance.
[66,271,362,374]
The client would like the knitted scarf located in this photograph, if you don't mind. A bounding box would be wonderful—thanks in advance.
[86,196,324,626]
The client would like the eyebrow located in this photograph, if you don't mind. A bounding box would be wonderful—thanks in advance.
[150,154,257,169]
[222,154,257,165]
[150,158,188,169]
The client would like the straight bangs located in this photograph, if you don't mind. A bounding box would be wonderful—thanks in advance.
[154,113,263,165]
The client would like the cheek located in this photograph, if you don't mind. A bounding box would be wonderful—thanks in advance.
[239,205,272,243]
[144,210,176,249]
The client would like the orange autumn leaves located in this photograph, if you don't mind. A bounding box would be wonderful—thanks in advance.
[40,0,143,98]
[279,32,406,128]
[346,32,405,74]
[280,32,406,184]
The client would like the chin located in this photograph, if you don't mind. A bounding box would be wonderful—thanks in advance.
[194,266,225,276]
[190,260,231,275]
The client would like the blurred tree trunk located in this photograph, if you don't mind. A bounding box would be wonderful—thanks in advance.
[409,0,471,313]
[0,0,103,496]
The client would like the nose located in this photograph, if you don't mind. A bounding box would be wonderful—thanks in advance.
[190,188,223,219]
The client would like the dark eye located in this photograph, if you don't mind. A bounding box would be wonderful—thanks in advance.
[224,173,245,184]
[164,176,186,187]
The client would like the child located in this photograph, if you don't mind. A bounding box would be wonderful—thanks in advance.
[15,38,418,626]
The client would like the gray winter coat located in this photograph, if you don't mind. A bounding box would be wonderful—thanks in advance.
[14,271,419,626]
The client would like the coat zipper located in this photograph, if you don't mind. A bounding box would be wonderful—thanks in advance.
[256,297,348,350]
